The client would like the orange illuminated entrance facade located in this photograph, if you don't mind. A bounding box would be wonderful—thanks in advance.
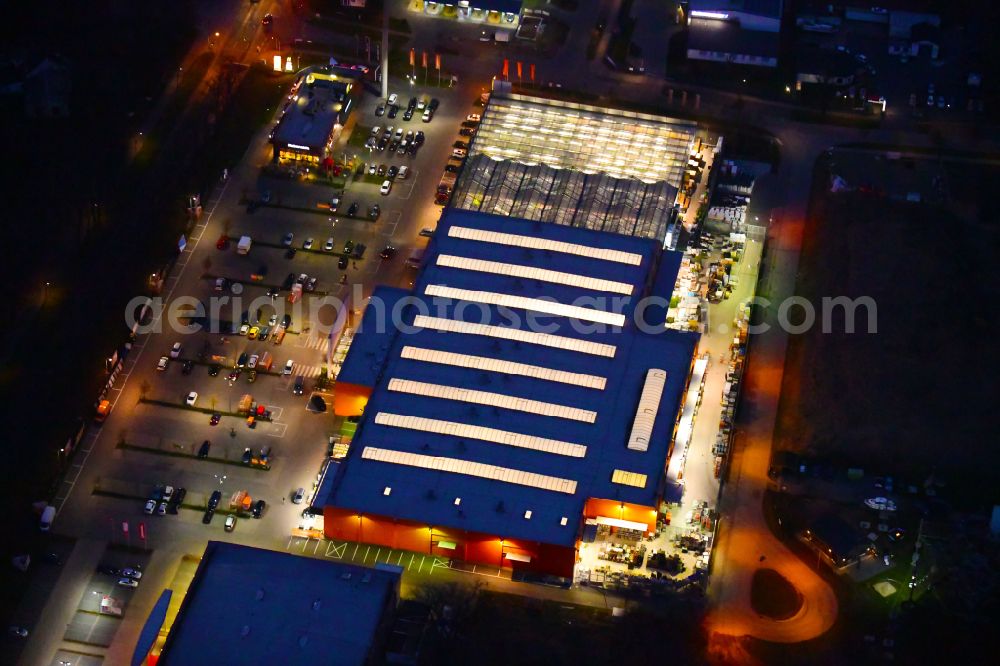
[324,496,660,579]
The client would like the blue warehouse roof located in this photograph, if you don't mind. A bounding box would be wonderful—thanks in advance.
[157,542,399,666]
[320,210,698,548]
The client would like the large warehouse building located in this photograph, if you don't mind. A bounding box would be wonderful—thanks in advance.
[450,90,699,242]
[135,542,401,665]
[318,210,699,579]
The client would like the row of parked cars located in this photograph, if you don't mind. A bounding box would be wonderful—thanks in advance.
[97,563,144,589]
[376,93,439,123]
[143,484,187,516]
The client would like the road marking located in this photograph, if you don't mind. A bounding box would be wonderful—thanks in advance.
[266,423,287,438]
[326,542,346,559]
[362,545,371,563]
[373,548,381,564]
[352,543,359,560]
[408,553,414,569]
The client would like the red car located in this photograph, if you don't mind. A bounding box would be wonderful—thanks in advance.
[216,234,229,250]
[434,192,449,206]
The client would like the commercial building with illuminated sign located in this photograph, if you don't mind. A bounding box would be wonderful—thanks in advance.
[269,65,362,165]
[450,89,699,243]
[683,0,783,67]
[414,0,522,29]
[318,209,699,580]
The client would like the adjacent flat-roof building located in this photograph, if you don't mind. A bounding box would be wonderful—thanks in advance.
[270,66,362,165]
[685,0,784,67]
[143,542,400,666]
[451,90,698,242]
[318,209,699,579]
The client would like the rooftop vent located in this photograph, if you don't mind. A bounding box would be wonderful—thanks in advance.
[560,516,568,526]
[241,625,251,638]
[524,510,533,520]
[255,589,265,601]
[312,599,322,611]
[454,497,462,506]
[383,486,392,496]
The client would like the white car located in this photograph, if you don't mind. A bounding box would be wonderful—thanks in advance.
[387,93,398,106]
[282,232,293,247]
[451,148,467,159]
[303,238,314,250]
[144,499,156,514]
[170,342,182,359]
[157,502,168,516]
[324,237,335,252]
[239,323,250,336]
[185,391,198,406]
[268,314,278,326]
[248,354,259,369]
[283,359,294,375]
[157,356,169,371]
[466,113,481,122]
[117,578,139,589]
[397,165,410,180]
[162,485,174,502]
[224,514,237,532]
[380,180,392,195]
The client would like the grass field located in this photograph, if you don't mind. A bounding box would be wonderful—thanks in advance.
[774,154,1000,506]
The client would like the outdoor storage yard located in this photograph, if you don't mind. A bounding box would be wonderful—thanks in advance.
[774,151,1000,503]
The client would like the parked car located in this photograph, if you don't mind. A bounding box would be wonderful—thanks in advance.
[121,567,143,579]
[380,180,392,195]
[466,113,481,122]
[369,204,381,220]
[202,508,215,524]
[375,103,386,116]
[303,238,314,250]
[292,487,305,504]
[397,165,410,179]
[157,356,169,371]
[209,490,222,509]
[252,499,266,518]
[144,499,156,514]
[8,626,29,638]
[338,255,349,270]
[380,246,397,259]
[185,391,198,406]
[157,502,168,516]
[347,202,359,216]
[170,342,182,358]
[209,364,221,377]
[182,360,194,375]
[242,447,252,464]
[117,578,139,589]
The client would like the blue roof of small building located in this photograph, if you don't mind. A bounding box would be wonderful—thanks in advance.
[320,210,698,548]
[470,0,523,14]
[157,542,398,666]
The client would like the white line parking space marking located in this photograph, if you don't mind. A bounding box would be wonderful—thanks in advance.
[267,406,283,420]
[267,423,287,438]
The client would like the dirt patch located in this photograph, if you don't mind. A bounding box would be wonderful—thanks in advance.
[751,568,803,620]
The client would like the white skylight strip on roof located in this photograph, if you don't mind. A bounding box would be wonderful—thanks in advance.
[375,412,587,458]
[436,254,634,296]
[425,285,626,327]
[413,315,617,358]
[400,346,606,390]
[627,369,668,452]
[387,378,598,423]
[448,225,643,265]
[361,446,578,494]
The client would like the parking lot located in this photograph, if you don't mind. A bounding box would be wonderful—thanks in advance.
[29,65,493,661]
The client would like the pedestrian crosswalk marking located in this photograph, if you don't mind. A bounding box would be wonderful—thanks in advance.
[293,364,323,378]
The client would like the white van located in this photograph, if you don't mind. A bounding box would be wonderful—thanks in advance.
[283,359,294,375]
[40,505,56,532]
